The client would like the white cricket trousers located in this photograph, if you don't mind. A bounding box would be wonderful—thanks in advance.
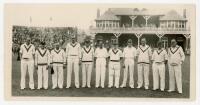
[152,62,165,90]
[67,57,79,88]
[52,64,63,89]
[121,58,134,87]
[109,61,120,88]
[37,65,48,89]
[95,58,106,88]
[137,63,150,88]
[169,64,182,93]
[20,59,34,89]
[82,62,93,87]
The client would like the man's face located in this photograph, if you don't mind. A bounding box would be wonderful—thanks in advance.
[85,42,90,47]
[158,43,162,49]
[72,38,76,43]
[99,41,103,48]
[171,40,177,47]
[141,39,146,46]
[113,44,118,49]
[56,44,59,49]
[26,38,31,45]
[128,42,132,47]
[41,44,45,49]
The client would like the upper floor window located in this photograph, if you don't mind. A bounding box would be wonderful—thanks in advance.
[113,23,115,27]
[99,24,102,27]
[168,24,171,28]
[103,24,105,27]
[182,25,185,28]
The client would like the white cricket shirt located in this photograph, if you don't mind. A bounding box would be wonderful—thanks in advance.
[66,42,81,59]
[51,48,66,64]
[20,43,35,59]
[35,48,50,65]
[123,46,137,59]
[137,45,152,63]
[152,48,168,63]
[94,47,108,58]
[109,48,122,61]
[81,46,94,62]
[168,45,185,65]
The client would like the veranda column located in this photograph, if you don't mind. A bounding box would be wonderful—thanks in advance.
[135,33,143,48]
[143,16,150,27]
[129,16,137,27]
[184,34,190,53]
[113,33,121,43]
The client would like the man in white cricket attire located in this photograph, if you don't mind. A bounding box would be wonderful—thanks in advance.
[94,39,108,88]
[20,37,35,90]
[50,42,66,89]
[66,36,81,88]
[151,41,168,91]
[108,40,123,88]
[168,39,185,94]
[35,41,50,89]
[137,38,152,90]
[81,37,94,88]
[120,39,137,88]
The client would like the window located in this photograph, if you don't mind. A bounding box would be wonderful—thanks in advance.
[168,24,171,28]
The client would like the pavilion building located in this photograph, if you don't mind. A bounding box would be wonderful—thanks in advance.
[90,8,190,52]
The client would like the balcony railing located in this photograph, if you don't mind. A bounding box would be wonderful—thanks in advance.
[90,27,190,35]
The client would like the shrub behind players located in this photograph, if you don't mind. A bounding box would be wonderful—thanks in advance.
[81,36,94,88]
[35,41,51,89]
[20,37,35,90]
[136,38,152,90]
[168,39,185,94]
[50,42,66,89]
[108,40,123,88]
[151,41,168,91]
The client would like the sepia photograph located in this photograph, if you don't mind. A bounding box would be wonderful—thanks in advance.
[4,4,196,100]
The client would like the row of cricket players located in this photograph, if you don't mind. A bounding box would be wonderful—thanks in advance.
[19,35,185,94]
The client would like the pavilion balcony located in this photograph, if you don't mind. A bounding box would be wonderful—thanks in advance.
[90,26,190,35]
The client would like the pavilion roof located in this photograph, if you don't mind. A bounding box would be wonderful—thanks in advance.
[95,10,120,21]
[108,8,163,16]
[160,10,187,21]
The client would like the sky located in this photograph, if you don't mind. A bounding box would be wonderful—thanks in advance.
[5,4,194,31]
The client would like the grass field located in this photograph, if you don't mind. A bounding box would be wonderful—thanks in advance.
[11,55,190,98]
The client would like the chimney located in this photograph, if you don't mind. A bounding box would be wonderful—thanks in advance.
[97,8,100,18]
[183,9,186,18]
